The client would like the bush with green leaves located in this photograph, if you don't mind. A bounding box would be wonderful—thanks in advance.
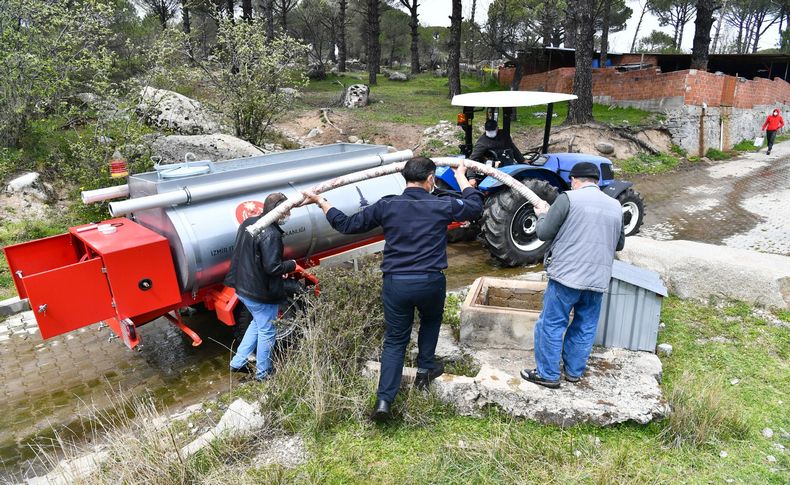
[0,0,116,148]
[154,21,309,146]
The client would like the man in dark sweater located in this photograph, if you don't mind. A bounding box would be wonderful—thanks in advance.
[469,119,525,166]
[225,193,296,381]
[302,157,483,421]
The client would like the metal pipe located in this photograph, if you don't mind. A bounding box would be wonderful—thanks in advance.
[542,103,554,154]
[81,185,129,204]
[247,157,549,236]
[108,150,413,217]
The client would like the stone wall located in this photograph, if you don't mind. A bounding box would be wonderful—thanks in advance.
[498,65,790,155]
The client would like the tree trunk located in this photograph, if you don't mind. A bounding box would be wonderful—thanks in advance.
[566,0,594,124]
[673,17,681,48]
[711,0,727,53]
[227,0,234,22]
[448,0,462,97]
[690,0,715,71]
[408,2,420,74]
[541,0,554,47]
[599,0,611,67]
[264,0,274,40]
[280,1,287,32]
[338,0,347,71]
[564,2,578,48]
[182,2,191,33]
[367,0,380,85]
[630,1,647,52]
[242,0,252,22]
[158,8,168,29]
[469,0,476,65]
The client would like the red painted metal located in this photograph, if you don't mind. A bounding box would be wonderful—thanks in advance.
[163,311,202,346]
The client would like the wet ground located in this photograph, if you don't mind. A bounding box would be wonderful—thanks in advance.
[2,143,789,480]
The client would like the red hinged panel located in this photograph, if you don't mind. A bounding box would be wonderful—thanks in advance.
[23,258,116,339]
[71,219,181,319]
[3,233,79,299]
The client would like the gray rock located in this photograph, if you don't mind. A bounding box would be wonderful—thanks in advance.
[410,325,463,362]
[75,92,100,105]
[6,172,50,200]
[730,378,740,385]
[306,127,322,139]
[137,86,223,135]
[27,449,109,485]
[181,399,266,457]
[657,343,673,356]
[347,135,360,143]
[763,427,775,439]
[254,435,309,468]
[616,237,790,309]
[279,87,301,99]
[595,141,615,154]
[148,133,263,164]
[0,296,30,317]
[342,84,370,108]
[767,455,777,463]
[389,71,408,81]
[367,347,668,427]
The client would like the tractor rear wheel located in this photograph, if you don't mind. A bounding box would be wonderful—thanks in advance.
[482,179,559,267]
[617,188,645,236]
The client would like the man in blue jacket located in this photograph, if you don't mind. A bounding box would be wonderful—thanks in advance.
[303,157,483,421]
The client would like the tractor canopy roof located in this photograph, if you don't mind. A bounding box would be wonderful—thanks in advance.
[451,91,577,108]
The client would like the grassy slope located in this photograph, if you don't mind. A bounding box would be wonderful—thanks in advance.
[233,298,789,484]
[300,73,657,129]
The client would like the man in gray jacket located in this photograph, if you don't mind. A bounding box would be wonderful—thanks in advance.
[521,162,625,389]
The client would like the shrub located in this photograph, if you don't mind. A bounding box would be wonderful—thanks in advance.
[661,372,749,448]
[618,152,679,175]
[732,139,757,151]
[705,148,730,161]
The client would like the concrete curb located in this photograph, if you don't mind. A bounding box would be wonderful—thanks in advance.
[0,296,30,317]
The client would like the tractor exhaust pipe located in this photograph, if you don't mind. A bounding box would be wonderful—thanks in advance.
[107,150,414,217]
[247,157,549,236]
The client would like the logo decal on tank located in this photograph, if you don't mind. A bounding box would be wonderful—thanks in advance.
[235,200,264,223]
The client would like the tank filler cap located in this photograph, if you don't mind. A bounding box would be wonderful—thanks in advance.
[155,152,214,179]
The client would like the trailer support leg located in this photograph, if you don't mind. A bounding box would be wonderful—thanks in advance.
[164,311,203,347]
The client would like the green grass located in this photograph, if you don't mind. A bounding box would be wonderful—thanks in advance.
[706,148,733,161]
[733,139,759,152]
[301,73,657,129]
[618,152,680,174]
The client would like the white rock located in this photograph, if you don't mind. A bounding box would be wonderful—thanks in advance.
[306,127,322,138]
[719,450,728,458]
[767,455,777,463]
[278,87,301,99]
[137,86,223,135]
[348,135,360,143]
[148,133,263,164]
[617,237,790,309]
[342,84,370,108]
[657,343,673,356]
[27,450,109,485]
[730,378,740,385]
[180,399,265,457]
[389,71,408,81]
[573,449,582,458]
[6,172,49,200]
[763,427,775,439]
[773,442,785,451]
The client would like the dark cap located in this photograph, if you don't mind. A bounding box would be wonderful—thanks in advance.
[569,162,600,179]
[484,119,498,131]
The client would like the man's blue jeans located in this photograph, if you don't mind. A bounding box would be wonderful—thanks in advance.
[230,294,278,380]
[534,279,603,381]
[378,272,446,403]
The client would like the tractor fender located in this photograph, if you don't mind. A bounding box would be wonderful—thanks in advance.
[478,165,568,192]
[435,165,461,191]
[601,180,634,199]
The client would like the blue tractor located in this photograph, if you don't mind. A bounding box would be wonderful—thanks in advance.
[435,91,645,266]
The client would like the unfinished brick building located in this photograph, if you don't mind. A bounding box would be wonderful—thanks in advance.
[500,52,790,156]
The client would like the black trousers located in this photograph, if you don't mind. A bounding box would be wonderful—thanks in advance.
[767,130,777,150]
[378,272,446,403]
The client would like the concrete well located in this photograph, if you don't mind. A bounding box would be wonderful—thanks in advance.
[460,277,546,350]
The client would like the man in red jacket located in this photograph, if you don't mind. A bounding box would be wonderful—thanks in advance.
[761,108,785,155]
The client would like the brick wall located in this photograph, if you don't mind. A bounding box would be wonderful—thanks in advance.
[498,66,790,111]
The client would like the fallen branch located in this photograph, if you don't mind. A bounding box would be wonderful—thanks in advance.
[612,127,661,154]
[247,157,549,236]
[320,108,344,135]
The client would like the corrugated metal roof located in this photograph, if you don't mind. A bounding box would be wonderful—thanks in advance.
[611,260,667,297]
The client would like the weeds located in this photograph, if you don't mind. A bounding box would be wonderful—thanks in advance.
[618,152,679,174]
[661,372,749,448]
[705,148,732,160]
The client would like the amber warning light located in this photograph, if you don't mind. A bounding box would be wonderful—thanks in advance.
[456,113,467,125]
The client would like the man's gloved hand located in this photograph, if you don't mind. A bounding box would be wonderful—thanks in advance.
[534,201,550,216]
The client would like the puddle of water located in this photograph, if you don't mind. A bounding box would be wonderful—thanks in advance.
[723,188,790,256]
[706,159,768,179]
[445,242,542,290]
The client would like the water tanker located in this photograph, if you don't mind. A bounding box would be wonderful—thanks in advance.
[4,144,412,349]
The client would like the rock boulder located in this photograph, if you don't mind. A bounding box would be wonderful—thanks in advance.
[137,87,223,135]
[617,237,790,309]
[148,133,264,164]
[342,84,370,108]
[389,71,408,81]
